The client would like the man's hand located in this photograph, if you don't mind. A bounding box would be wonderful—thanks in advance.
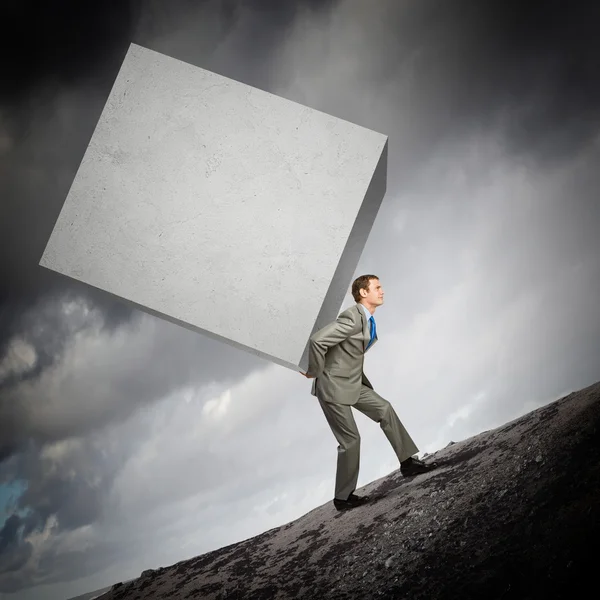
[300,372,315,378]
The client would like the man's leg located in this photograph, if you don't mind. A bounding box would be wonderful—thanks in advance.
[318,398,361,501]
[353,385,419,463]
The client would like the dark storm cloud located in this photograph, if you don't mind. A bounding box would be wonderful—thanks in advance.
[1,1,134,107]
[0,431,147,591]
[0,317,265,477]
[17,468,103,533]
[0,529,118,594]
[0,515,23,555]
[328,0,600,188]
[0,515,33,577]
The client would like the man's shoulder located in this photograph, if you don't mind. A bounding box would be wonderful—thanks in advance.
[339,304,362,320]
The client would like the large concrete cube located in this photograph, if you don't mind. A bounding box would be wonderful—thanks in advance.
[39,43,388,372]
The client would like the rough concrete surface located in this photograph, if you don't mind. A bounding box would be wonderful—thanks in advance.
[95,381,600,599]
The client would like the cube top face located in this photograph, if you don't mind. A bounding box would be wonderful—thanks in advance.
[40,43,388,369]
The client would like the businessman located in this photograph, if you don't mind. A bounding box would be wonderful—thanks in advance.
[302,274,437,511]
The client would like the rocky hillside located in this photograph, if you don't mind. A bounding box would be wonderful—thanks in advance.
[96,381,600,600]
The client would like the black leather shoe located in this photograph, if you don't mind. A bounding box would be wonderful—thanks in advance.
[401,456,438,477]
[333,493,370,511]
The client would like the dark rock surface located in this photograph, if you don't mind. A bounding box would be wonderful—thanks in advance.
[95,381,600,599]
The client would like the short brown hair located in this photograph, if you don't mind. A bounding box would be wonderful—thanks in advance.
[351,274,379,302]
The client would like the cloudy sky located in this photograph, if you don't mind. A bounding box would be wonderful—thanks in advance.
[1,0,599,598]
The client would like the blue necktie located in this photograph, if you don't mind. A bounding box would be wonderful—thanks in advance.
[367,316,376,349]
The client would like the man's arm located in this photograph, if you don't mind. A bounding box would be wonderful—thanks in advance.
[303,309,361,378]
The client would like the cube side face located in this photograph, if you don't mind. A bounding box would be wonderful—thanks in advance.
[39,43,388,369]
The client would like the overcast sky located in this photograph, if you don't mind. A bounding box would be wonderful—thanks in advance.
[1,1,599,598]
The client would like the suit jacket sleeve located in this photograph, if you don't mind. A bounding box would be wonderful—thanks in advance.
[305,309,362,378]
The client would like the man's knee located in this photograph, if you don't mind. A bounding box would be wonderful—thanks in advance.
[340,432,360,450]
[378,400,394,422]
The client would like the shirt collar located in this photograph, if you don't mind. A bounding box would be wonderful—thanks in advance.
[360,303,373,321]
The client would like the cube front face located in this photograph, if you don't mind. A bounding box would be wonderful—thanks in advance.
[39,43,388,370]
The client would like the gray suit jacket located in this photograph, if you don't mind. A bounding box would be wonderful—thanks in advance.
[306,303,378,405]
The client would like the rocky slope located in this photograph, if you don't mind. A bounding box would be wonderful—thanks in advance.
[96,381,600,600]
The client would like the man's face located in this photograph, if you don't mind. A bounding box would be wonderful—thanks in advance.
[362,279,384,306]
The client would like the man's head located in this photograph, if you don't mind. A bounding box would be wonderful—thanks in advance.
[351,274,384,309]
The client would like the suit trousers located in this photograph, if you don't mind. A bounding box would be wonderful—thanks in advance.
[318,384,419,500]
